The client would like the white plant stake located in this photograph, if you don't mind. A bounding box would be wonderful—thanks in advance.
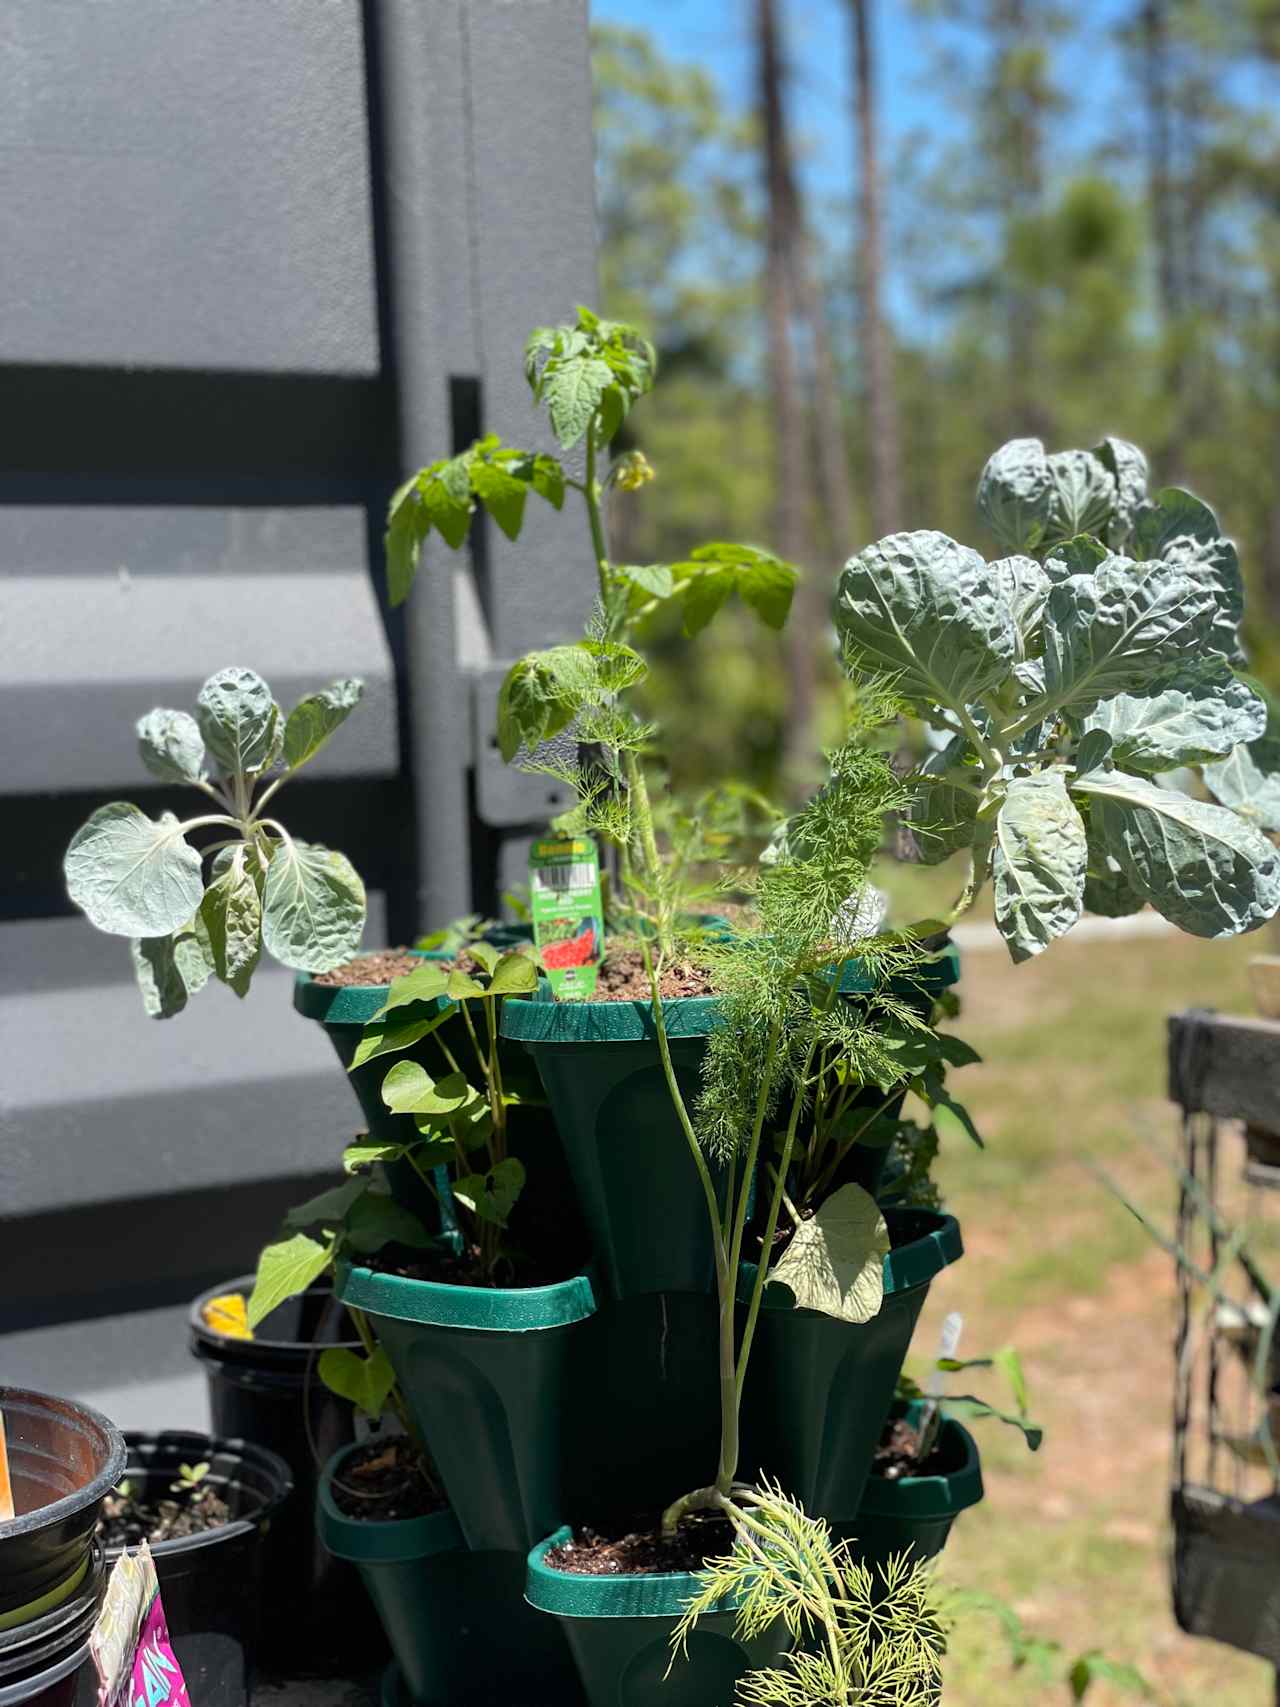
[919,1311,964,1447]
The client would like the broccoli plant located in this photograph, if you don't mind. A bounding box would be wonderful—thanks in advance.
[63,667,367,1015]
[836,444,1280,963]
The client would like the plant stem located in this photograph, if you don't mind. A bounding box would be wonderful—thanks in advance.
[582,427,613,613]
[625,749,672,955]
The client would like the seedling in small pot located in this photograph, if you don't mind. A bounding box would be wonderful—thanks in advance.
[63,668,368,1015]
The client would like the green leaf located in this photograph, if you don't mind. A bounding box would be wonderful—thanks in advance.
[1081,672,1266,773]
[470,457,528,542]
[1203,736,1280,833]
[919,1071,985,1148]
[247,1232,332,1331]
[1131,486,1244,661]
[670,543,797,635]
[386,477,425,606]
[284,1177,368,1230]
[317,1346,396,1420]
[1075,767,1280,938]
[342,1192,433,1255]
[65,804,204,938]
[977,438,1053,552]
[446,969,487,999]
[1044,449,1117,544]
[453,1158,526,1229]
[283,678,364,771]
[200,845,264,997]
[618,562,675,602]
[1068,1652,1154,1702]
[349,1005,454,1071]
[372,962,451,1019]
[381,1061,476,1117]
[992,771,1088,962]
[1083,819,1146,919]
[767,1183,890,1325]
[130,917,214,1018]
[1092,436,1148,540]
[543,355,613,449]
[195,667,278,777]
[261,839,366,973]
[528,453,565,510]
[342,1140,405,1172]
[1044,533,1108,581]
[421,456,474,549]
[836,531,1017,713]
[486,952,539,996]
[946,1395,1044,1451]
[136,709,206,786]
[465,941,500,974]
[991,554,1050,655]
[495,644,609,763]
[1041,556,1214,718]
[908,744,979,865]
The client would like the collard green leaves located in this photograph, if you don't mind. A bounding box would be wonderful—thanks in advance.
[136,709,206,786]
[201,845,264,997]
[283,678,364,771]
[836,531,1016,711]
[1045,450,1116,545]
[1203,736,1280,833]
[67,667,369,1011]
[261,839,366,973]
[1130,486,1245,662]
[1081,673,1266,773]
[1075,767,1280,938]
[992,772,1087,962]
[977,438,1054,552]
[65,804,205,938]
[196,668,278,777]
[1040,557,1213,718]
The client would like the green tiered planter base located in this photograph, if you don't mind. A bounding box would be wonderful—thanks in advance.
[318,1447,580,1706]
[739,1209,964,1523]
[526,1527,793,1707]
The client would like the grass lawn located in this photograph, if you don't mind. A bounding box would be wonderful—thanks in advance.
[904,925,1275,1706]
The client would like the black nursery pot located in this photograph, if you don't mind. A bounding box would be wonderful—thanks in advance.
[0,1389,124,1620]
[188,1276,387,1675]
[105,1433,292,1707]
[0,1546,104,1707]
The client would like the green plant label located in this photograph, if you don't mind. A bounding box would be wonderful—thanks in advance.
[529,834,604,999]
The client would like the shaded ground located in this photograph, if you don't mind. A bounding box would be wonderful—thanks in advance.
[907,929,1274,1706]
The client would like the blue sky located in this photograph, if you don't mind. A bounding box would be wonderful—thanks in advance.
[591,0,1135,209]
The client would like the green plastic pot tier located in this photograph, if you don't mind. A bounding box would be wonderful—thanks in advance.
[738,1209,963,1523]
[836,1400,984,1571]
[501,946,960,1303]
[337,1259,597,1555]
[501,988,726,1300]
[318,1446,580,1707]
[526,1526,793,1707]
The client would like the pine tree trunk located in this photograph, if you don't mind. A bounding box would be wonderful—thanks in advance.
[757,0,819,785]
[850,0,901,536]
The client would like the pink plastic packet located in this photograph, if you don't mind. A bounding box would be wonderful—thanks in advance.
[89,1541,190,1707]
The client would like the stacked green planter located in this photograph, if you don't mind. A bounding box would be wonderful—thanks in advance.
[303,945,964,1707]
[836,1400,984,1571]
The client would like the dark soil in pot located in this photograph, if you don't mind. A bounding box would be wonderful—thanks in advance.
[98,1478,232,1548]
[326,1438,441,1524]
[0,1389,125,1619]
[189,1275,385,1676]
[870,1409,954,1481]
[543,1511,735,1576]
[99,1433,291,1707]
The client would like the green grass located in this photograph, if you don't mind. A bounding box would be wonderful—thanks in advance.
[914,926,1274,1705]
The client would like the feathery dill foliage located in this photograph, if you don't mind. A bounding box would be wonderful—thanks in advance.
[695,734,925,1166]
[672,1482,946,1706]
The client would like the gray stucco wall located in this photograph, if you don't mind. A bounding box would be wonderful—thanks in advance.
[0,0,597,1422]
